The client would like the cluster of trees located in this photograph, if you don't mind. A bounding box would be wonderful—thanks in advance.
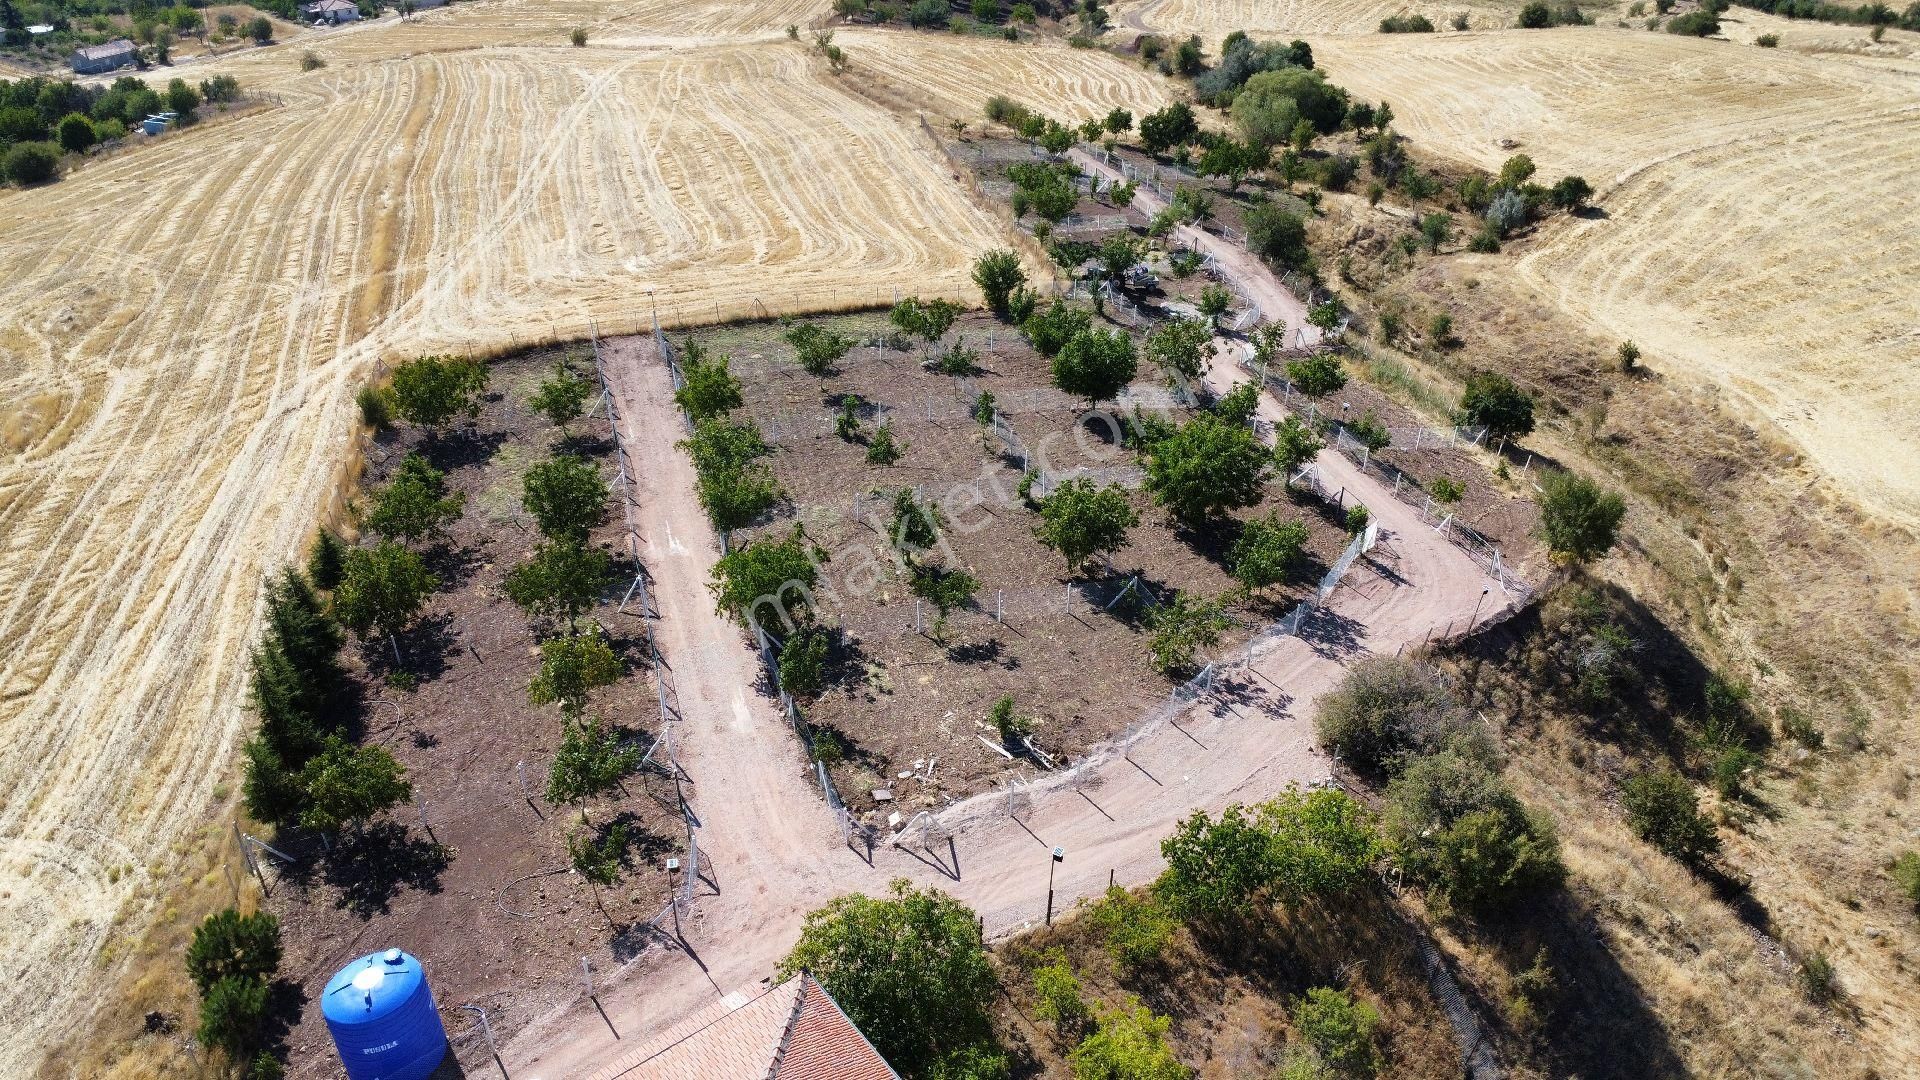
[984,93,1132,154]
[1734,0,1920,29]
[0,72,236,185]
[672,339,783,533]
[1315,656,1567,915]
[241,566,412,833]
[1516,0,1594,25]
[185,908,286,1076]
[834,0,1051,32]
[1456,153,1594,249]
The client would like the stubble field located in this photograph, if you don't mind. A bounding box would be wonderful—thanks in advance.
[1308,28,1920,529]
[0,19,1030,1074]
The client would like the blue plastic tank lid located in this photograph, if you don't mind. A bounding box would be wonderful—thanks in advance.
[321,949,427,1024]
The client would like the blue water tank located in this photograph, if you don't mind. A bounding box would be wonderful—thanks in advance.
[321,948,448,1080]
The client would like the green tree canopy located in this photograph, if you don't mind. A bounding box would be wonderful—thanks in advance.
[1036,477,1138,572]
[529,626,622,713]
[888,487,946,560]
[971,249,1028,318]
[1273,416,1324,481]
[297,737,411,833]
[522,454,609,542]
[389,354,488,431]
[783,321,857,379]
[1069,999,1192,1080]
[198,975,270,1059]
[1539,470,1626,564]
[673,341,744,421]
[777,879,999,1075]
[1138,102,1198,153]
[1259,787,1379,903]
[1622,770,1719,865]
[1145,413,1273,528]
[892,296,964,349]
[1459,371,1534,440]
[530,361,595,429]
[333,541,438,643]
[1156,804,1277,922]
[709,527,824,631]
[186,909,282,996]
[1293,988,1381,1077]
[1230,512,1309,592]
[1023,298,1094,357]
[503,539,611,624]
[1245,201,1311,270]
[1312,656,1468,776]
[1285,353,1346,398]
[363,452,464,544]
[1052,327,1138,407]
[545,717,639,805]
[1144,316,1215,389]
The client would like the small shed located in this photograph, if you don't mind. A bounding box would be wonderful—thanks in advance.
[304,0,361,24]
[71,39,137,75]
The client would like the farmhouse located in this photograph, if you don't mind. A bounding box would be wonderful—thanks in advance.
[69,39,136,75]
[304,0,361,23]
[591,973,899,1078]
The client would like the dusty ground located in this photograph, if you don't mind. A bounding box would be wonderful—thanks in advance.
[508,275,1504,1078]
[0,1,1060,1072]
[706,311,1349,812]
[257,347,682,1079]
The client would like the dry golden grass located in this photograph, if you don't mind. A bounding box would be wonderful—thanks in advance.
[837,28,1181,125]
[1112,0,1525,37]
[1309,28,1920,530]
[0,25,1015,1075]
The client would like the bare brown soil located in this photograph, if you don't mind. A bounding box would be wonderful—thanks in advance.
[263,346,681,1079]
[709,311,1352,812]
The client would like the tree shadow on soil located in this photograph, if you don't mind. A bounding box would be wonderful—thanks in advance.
[1297,605,1366,661]
[376,612,461,685]
[421,429,509,473]
[320,822,453,918]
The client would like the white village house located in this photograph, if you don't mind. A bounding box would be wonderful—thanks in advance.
[70,38,137,75]
[303,0,361,23]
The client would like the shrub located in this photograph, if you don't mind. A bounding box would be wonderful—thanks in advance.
[1429,476,1465,504]
[2,141,59,186]
[780,880,998,1074]
[1668,9,1721,33]
[1146,592,1229,677]
[1622,770,1719,864]
[186,909,282,996]
[906,0,949,26]
[1756,31,1780,45]
[1384,750,1565,913]
[1087,885,1177,970]
[1380,12,1436,29]
[1314,656,1468,775]
[1156,804,1277,920]
[1484,188,1529,237]
[531,361,595,428]
[1459,371,1535,440]
[1538,470,1626,564]
[198,975,270,1058]
[355,385,394,429]
[1799,952,1837,1004]
[1518,0,1553,25]
[1285,353,1346,399]
[545,717,638,804]
[300,50,326,71]
[1293,988,1381,1077]
[1069,1000,1191,1080]
[1617,339,1640,373]
[866,421,904,465]
[1344,503,1369,536]
[972,249,1028,317]
[1890,851,1920,905]
[1031,952,1091,1035]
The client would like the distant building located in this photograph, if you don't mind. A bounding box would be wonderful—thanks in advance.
[70,39,137,75]
[304,0,361,24]
[590,972,900,1079]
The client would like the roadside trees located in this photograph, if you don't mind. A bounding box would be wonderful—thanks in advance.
[673,342,743,421]
[1144,412,1273,528]
[1144,316,1214,388]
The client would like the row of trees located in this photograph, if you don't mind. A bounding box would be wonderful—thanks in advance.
[185,907,286,1076]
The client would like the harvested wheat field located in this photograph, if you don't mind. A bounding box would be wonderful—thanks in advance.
[0,26,1017,1075]
[1113,0,1526,37]
[839,28,1180,124]
[1308,28,1920,528]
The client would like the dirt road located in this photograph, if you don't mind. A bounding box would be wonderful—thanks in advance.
[506,330,1501,1077]
[1070,146,1325,351]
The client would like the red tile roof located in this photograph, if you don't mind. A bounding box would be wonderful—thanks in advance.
[587,973,898,1080]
